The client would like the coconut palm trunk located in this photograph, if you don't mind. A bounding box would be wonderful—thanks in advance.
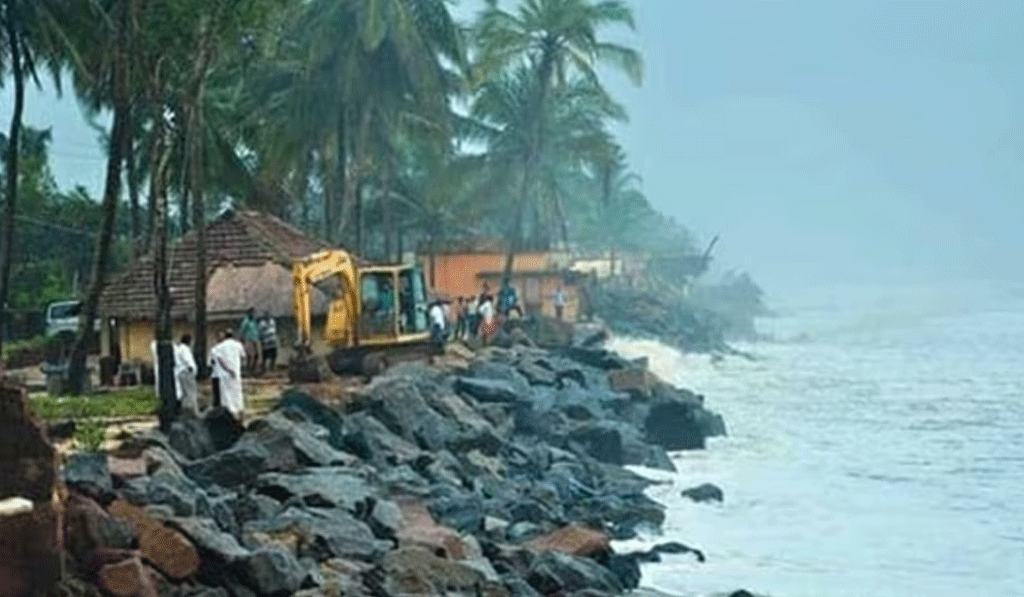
[0,11,25,356]
[67,1,131,394]
[190,18,213,378]
[150,112,176,430]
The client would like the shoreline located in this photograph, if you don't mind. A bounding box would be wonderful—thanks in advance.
[49,329,734,595]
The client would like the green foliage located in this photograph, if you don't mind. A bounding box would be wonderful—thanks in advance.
[74,419,107,452]
[29,388,158,421]
[1,334,64,368]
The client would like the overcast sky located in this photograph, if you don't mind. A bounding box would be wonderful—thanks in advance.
[7,1,1022,295]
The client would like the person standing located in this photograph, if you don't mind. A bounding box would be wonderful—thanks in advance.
[210,329,246,422]
[175,334,199,417]
[553,286,567,321]
[429,300,447,350]
[499,279,523,318]
[239,308,261,373]
[478,295,497,344]
[258,311,279,373]
[466,295,480,338]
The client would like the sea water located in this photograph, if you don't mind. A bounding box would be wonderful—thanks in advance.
[609,282,1024,597]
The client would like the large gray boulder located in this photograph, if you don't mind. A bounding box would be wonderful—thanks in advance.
[526,552,623,595]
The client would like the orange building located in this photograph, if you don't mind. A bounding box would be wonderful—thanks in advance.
[422,247,581,320]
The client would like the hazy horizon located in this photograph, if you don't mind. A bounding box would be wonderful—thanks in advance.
[6,0,1022,299]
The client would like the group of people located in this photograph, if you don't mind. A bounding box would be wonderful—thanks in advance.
[151,307,279,424]
[429,279,564,347]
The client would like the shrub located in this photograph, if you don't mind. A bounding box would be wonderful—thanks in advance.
[29,388,157,421]
[74,419,107,452]
[2,335,65,369]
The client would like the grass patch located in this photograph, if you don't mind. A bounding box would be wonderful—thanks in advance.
[29,387,157,421]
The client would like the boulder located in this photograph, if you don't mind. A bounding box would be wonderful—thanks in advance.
[276,390,347,449]
[185,440,292,489]
[108,499,201,580]
[234,546,306,596]
[395,499,471,560]
[228,493,282,526]
[107,456,147,481]
[381,547,503,597]
[455,377,522,404]
[142,469,206,516]
[97,557,157,597]
[342,413,424,466]
[681,482,724,503]
[526,552,623,595]
[167,418,217,461]
[605,553,642,590]
[167,517,250,564]
[255,468,376,512]
[525,524,610,558]
[608,368,655,397]
[367,498,403,540]
[202,407,245,451]
[243,507,386,562]
[357,376,460,451]
[63,452,113,500]
[429,492,484,534]
[644,399,707,450]
[244,413,357,468]
[64,493,136,563]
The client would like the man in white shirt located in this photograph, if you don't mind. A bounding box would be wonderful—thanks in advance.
[175,334,199,417]
[209,330,246,421]
[429,300,447,349]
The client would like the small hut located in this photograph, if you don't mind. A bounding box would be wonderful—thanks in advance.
[99,209,330,366]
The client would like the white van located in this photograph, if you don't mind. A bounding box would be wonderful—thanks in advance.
[45,300,97,338]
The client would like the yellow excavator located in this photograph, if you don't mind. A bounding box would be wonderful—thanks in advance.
[290,249,434,381]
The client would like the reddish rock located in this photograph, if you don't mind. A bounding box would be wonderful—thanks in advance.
[108,499,200,580]
[84,547,139,573]
[395,498,469,559]
[525,524,611,558]
[65,492,136,563]
[107,456,147,480]
[608,368,655,397]
[98,556,158,597]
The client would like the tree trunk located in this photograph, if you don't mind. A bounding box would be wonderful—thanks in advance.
[150,113,176,431]
[502,54,554,283]
[354,180,364,255]
[382,165,394,262]
[0,14,25,356]
[67,110,128,394]
[190,20,213,379]
[67,2,130,394]
[126,128,142,257]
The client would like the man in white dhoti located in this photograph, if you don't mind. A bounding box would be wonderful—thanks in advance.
[175,334,199,417]
[210,330,246,422]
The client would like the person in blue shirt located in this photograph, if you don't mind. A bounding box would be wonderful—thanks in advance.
[498,278,523,318]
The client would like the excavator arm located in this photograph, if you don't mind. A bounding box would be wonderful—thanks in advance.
[292,250,360,350]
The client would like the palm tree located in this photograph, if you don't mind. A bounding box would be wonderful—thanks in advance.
[0,0,66,355]
[66,0,133,394]
[472,0,641,279]
[467,64,626,252]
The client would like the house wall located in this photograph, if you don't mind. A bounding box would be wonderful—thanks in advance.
[424,251,551,298]
[111,317,330,365]
[478,273,580,321]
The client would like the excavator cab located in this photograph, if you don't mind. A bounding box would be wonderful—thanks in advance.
[291,250,433,380]
[356,266,430,344]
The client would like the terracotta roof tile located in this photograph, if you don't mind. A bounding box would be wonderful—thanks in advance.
[100,210,328,320]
